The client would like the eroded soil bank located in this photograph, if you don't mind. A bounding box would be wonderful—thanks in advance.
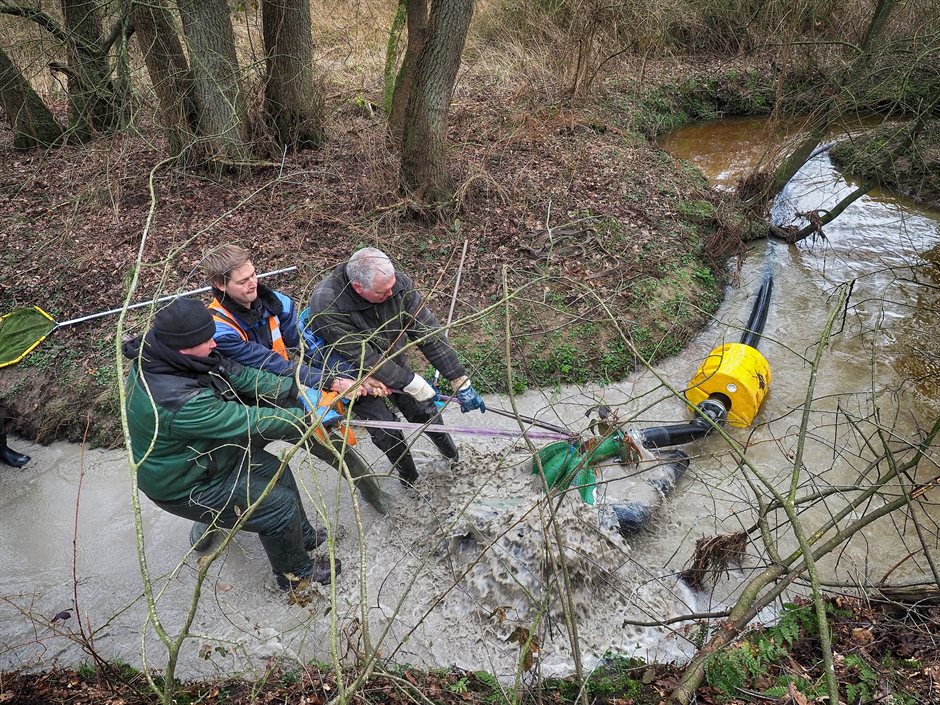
[830,118,940,210]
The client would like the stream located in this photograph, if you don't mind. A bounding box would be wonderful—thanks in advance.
[2,117,939,680]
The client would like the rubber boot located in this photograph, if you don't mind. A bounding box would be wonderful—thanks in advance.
[339,449,389,514]
[259,511,315,590]
[427,431,459,461]
[189,521,220,552]
[0,444,30,468]
[395,452,419,487]
[303,526,327,552]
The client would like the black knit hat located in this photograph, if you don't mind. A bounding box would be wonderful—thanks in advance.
[153,298,216,350]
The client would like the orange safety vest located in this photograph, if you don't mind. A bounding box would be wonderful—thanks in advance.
[209,299,356,446]
[208,298,289,361]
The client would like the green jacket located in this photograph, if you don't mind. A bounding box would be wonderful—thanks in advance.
[124,334,307,502]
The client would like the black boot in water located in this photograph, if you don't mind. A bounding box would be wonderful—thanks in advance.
[428,431,459,461]
[0,421,29,468]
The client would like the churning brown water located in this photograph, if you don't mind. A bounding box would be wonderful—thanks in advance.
[3,118,938,680]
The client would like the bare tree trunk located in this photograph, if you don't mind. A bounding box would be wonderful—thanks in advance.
[389,0,428,142]
[176,0,249,163]
[60,0,117,140]
[761,0,898,202]
[261,0,324,151]
[400,0,472,203]
[132,0,197,158]
[383,1,407,117]
[0,45,63,149]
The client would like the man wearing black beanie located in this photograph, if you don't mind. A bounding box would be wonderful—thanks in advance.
[124,297,349,595]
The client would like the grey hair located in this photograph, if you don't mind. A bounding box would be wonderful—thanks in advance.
[348,247,394,289]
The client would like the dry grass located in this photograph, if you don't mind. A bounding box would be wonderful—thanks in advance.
[1,0,934,112]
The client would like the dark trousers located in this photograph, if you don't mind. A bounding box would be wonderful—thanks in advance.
[347,393,455,477]
[155,447,326,587]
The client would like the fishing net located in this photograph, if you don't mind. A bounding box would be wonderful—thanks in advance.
[0,307,56,368]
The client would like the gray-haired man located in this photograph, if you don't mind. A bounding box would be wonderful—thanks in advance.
[307,248,485,485]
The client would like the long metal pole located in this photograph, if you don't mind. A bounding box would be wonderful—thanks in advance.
[54,266,298,328]
[433,239,469,387]
[348,418,572,442]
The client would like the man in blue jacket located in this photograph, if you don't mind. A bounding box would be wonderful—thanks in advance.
[202,244,388,513]
[203,244,378,397]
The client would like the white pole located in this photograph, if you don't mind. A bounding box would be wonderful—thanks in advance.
[55,266,298,328]
[433,240,470,387]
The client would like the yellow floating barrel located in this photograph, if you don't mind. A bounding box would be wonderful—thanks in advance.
[685,342,771,427]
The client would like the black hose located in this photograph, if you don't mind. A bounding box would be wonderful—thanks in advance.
[739,275,774,349]
[640,418,713,448]
[640,398,728,448]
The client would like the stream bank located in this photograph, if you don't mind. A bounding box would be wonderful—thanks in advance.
[830,118,940,210]
[2,66,764,448]
[4,100,940,704]
[6,594,939,705]
[3,53,930,448]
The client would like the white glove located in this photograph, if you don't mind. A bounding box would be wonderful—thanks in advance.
[403,373,436,402]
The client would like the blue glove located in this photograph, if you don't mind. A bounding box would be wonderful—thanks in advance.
[455,380,486,414]
[299,387,342,427]
[431,383,445,410]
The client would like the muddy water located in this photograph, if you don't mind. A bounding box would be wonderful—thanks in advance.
[3,119,940,680]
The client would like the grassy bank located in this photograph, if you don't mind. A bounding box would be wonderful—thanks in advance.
[830,119,940,210]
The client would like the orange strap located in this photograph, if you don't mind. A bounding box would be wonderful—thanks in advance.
[208,299,289,361]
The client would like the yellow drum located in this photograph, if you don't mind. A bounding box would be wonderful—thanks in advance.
[685,343,771,427]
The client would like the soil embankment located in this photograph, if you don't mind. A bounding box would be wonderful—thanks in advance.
[830,119,940,210]
[1,64,768,447]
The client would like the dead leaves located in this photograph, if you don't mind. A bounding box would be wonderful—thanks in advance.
[785,681,811,705]
[505,626,541,671]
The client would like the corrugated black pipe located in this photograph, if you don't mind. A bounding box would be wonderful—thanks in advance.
[640,398,728,448]
[739,275,774,349]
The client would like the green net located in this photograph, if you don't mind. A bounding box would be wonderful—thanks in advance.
[0,307,56,368]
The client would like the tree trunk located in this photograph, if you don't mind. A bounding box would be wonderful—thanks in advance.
[383,1,407,117]
[60,0,118,140]
[399,0,472,203]
[261,0,324,151]
[0,46,63,149]
[389,0,428,142]
[176,0,249,163]
[761,0,898,203]
[132,0,197,158]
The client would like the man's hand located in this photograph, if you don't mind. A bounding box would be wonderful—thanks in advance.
[331,377,361,398]
[362,378,390,397]
[403,373,437,402]
[332,377,390,398]
[452,377,486,414]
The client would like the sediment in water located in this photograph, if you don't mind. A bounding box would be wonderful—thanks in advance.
[436,445,690,626]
